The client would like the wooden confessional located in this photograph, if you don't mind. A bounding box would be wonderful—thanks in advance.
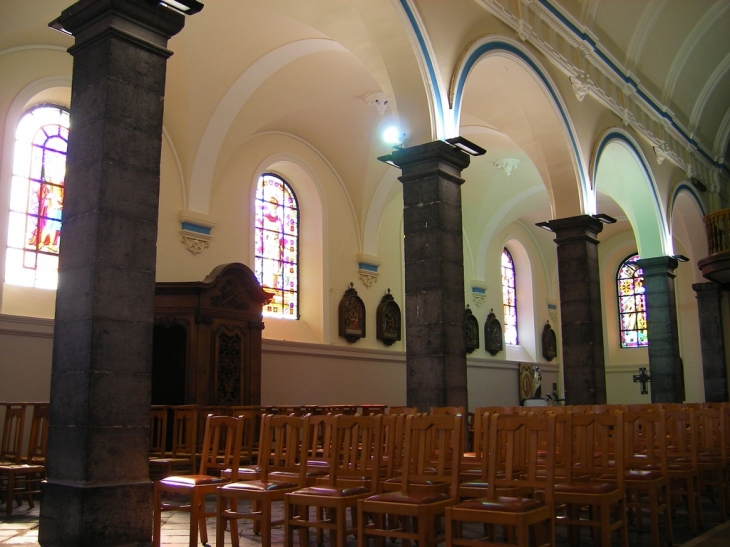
[151,263,269,406]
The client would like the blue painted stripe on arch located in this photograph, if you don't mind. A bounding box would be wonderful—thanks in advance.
[181,222,211,235]
[398,0,444,135]
[452,41,588,198]
[671,183,707,217]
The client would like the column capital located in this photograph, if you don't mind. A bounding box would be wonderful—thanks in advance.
[52,0,186,55]
[635,256,679,278]
[390,140,471,185]
[546,215,604,244]
[692,280,723,297]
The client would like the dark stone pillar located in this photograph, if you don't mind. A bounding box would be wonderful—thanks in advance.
[388,141,471,412]
[40,2,185,546]
[636,256,684,403]
[546,215,606,405]
[692,282,728,402]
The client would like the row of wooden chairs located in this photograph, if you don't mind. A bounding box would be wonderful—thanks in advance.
[0,402,49,514]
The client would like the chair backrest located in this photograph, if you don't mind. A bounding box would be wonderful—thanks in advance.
[197,414,244,479]
[695,408,727,460]
[327,414,383,490]
[486,413,556,507]
[664,408,697,467]
[621,409,666,472]
[387,406,418,416]
[563,411,625,493]
[170,406,198,462]
[150,406,169,457]
[1,404,27,463]
[304,414,336,466]
[231,409,260,464]
[25,404,49,464]
[259,414,311,484]
[400,414,463,498]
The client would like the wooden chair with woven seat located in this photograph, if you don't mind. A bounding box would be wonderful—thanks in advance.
[664,407,703,534]
[619,409,673,547]
[0,404,27,464]
[357,413,463,547]
[215,414,312,547]
[445,413,557,547]
[153,414,244,547]
[694,407,729,522]
[150,405,198,480]
[0,403,48,515]
[553,410,629,547]
[284,414,383,547]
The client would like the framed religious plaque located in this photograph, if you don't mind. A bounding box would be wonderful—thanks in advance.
[338,282,365,343]
[484,308,503,356]
[542,320,557,361]
[464,306,479,354]
[376,289,401,346]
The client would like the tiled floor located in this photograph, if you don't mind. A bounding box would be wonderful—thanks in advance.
[1,494,729,546]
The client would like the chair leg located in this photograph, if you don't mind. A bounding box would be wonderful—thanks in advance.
[153,484,163,547]
[189,492,201,547]
[216,494,226,547]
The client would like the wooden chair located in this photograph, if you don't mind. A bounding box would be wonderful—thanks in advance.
[619,410,673,547]
[0,404,48,514]
[0,404,27,464]
[445,413,556,547]
[153,414,244,547]
[150,405,198,479]
[664,408,703,534]
[149,406,169,459]
[215,414,311,547]
[232,408,261,465]
[387,406,418,416]
[284,414,383,547]
[553,411,629,547]
[357,414,463,547]
[695,407,729,522]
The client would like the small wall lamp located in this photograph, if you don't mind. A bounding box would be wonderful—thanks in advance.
[673,254,689,262]
[149,0,204,15]
[592,213,617,224]
[445,136,486,156]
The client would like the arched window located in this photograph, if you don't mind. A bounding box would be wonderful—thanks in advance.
[254,173,299,319]
[617,253,648,348]
[501,247,518,345]
[5,104,69,289]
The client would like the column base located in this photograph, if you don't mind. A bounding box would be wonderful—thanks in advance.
[39,480,153,547]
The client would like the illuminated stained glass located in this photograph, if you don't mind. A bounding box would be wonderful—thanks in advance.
[501,248,518,345]
[617,253,648,348]
[254,173,299,319]
[6,105,69,289]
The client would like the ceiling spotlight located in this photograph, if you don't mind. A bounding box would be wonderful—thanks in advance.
[592,213,617,224]
[149,0,204,15]
[445,136,486,156]
[535,221,553,232]
[673,254,689,262]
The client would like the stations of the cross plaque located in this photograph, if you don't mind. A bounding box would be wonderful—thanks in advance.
[633,367,651,395]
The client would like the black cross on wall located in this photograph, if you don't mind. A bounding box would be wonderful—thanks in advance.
[633,367,651,395]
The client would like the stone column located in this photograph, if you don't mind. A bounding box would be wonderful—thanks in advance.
[546,215,606,405]
[692,282,728,402]
[40,2,186,546]
[636,256,684,403]
[388,141,471,412]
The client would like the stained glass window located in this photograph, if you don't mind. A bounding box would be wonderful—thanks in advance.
[254,173,299,319]
[5,105,69,289]
[617,253,648,348]
[501,248,518,345]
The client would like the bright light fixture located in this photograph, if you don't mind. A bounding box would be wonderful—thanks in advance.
[382,126,405,148]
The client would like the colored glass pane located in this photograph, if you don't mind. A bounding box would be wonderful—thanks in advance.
[617,253,648,348]
[5,105,68,289]
[501,248,518,345]
[254,173,299,319]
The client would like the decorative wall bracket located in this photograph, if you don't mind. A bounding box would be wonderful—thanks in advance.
[569,74,590,101]
[179,210,216,255]
[364,92,390,115]
[494,158,520,176]
[471,281,487,307]
[357,253,381,288]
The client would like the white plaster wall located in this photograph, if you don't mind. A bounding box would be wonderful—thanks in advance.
[0,315,53,403]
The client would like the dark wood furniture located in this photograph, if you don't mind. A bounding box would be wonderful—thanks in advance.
[152,263,269,407]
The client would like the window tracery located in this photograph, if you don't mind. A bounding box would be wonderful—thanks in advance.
[617,253,648,348]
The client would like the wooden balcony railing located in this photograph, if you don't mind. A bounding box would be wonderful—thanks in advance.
[703,209,730,255]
